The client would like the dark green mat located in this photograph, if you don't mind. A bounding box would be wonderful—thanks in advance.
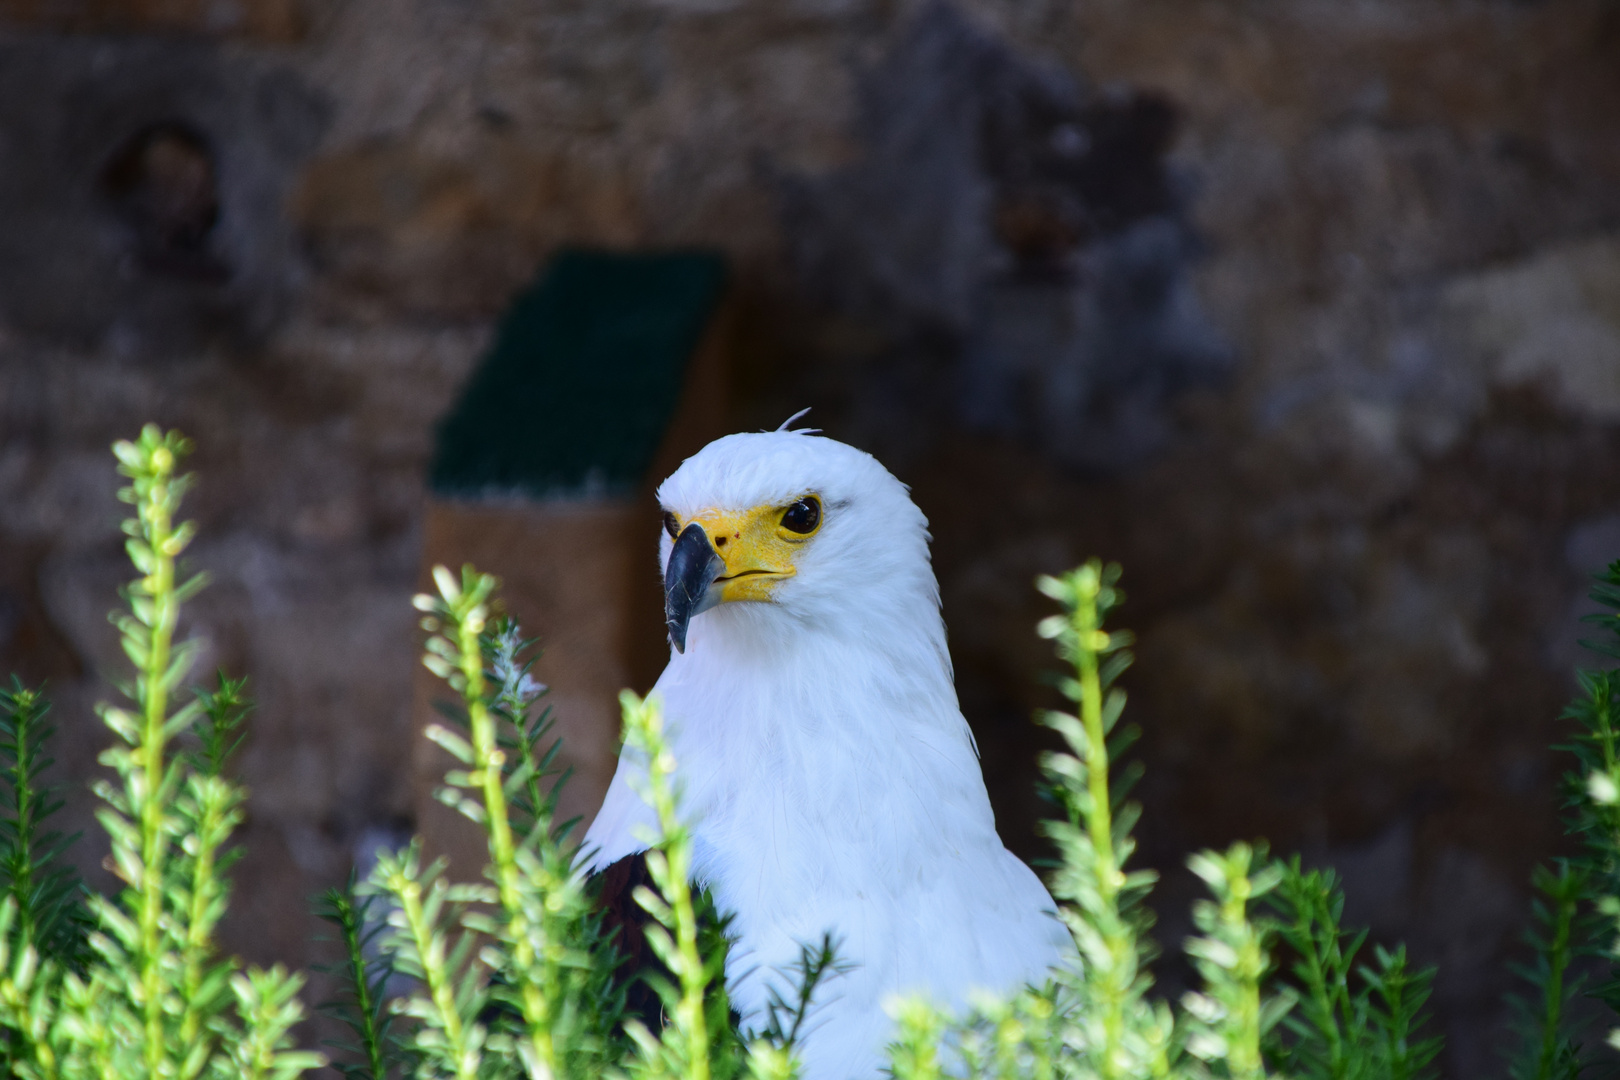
[430,248,728,499]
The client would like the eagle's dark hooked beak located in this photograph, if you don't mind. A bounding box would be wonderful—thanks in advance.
[665,522,723,653]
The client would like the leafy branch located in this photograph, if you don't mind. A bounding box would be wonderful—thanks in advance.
[0,426,323,1080]
[1035,561,1180,1080]
[315,874,401,1080]
[0,679,90,974]
[619,690,741,1080]
[1181,845,1291,1079]
[1267,859,1439,1080]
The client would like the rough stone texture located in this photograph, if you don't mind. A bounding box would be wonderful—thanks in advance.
[0,0,308,41]
[776,5,1232,470]
[3,0,1620,1072]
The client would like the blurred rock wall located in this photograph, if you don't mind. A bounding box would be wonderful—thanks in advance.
[2,0,1619,1072]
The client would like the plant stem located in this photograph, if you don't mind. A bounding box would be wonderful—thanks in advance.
[1537,868,1579,1080]
[394,871,476,1080]
[456,597,557,1080]
[1071,567,1126,1079]
[1287,873,1350,1080]
[1223,868,1264,1080]
[1074,583,1119,900]
[2,686,41,952]
[1594,677,1620,869]
[179,781,226,1054]
[625,692,711,1080]
[333,890,389,1080]
[1378,949,1415,1080]
[137,442,180,1077]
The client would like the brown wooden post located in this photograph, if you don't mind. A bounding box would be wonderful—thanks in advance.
[409,250,731,877]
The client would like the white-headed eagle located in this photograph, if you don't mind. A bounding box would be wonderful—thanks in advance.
[585,429,1071,1080]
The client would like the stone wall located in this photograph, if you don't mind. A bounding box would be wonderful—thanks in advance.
[2,0,1619,1072]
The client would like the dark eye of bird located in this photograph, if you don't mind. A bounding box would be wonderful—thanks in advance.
[780,496,821,535]
[662,511,680,539]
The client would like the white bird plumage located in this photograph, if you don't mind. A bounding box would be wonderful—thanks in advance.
[585,430,1071,1080]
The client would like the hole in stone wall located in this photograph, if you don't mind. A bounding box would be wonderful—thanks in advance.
[101,121,229,281]
[984,88,1182,278]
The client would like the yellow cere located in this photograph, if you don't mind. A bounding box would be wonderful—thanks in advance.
[681,496,822,605]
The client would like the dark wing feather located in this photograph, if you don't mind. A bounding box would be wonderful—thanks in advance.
[593,851,668,1031]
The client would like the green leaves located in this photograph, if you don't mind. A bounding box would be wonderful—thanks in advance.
[1033,560,1177,1080]
[190,675,250,779]
[1181,845,1291,1079]
[753,935,844,1055]
[1499,557,1620,1077]
[0,426,321,1080]
[891,562,1309,1080]
[1362,946,1442,1080]
[373,842,489,1080]
[619,690,742,1080]
[888,999,948,1080]
[314,874,404,1080]
[1267,860,1442,1080]
[0,679,92,977]
[1506,862,1588,1080]
[355,566,631,1080]
[227,967,326,1080]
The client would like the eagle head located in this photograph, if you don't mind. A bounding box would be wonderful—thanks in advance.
[654,429,934,654]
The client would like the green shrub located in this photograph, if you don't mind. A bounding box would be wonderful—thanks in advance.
[0,426,319,1080]
[4,424,1620,1079]
[1266,860,1440,1080]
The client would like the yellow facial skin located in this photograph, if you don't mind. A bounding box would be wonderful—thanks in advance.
[671,498,822,604]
